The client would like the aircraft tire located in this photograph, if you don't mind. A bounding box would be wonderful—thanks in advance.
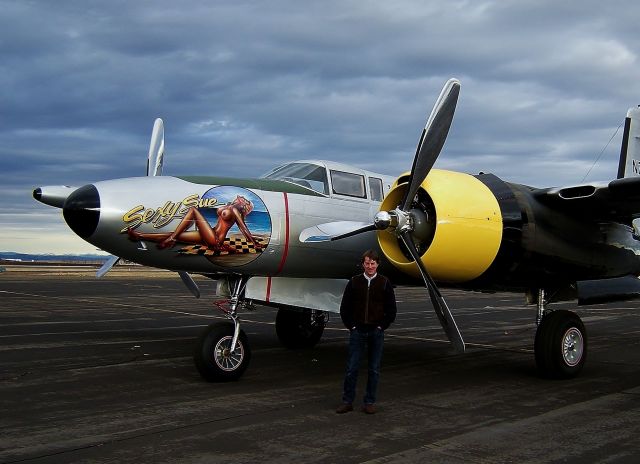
[275,308,326,349]
[534,310,587,379]
[194,322,251,382]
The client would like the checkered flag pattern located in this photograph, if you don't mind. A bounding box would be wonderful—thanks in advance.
[178,235,269,256]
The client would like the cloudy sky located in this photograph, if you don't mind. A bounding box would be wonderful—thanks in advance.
[3,0,640,253]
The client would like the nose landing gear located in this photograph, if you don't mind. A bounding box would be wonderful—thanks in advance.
[194,277,251,382]
[194,322,251,381]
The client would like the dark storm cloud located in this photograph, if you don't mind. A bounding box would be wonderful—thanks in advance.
[2,0,640,252]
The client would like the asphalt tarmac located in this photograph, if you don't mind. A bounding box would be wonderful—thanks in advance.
[1,265,640,463]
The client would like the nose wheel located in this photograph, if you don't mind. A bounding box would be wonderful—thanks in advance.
[194,276,251,382]
[194,322,251,381]
[214,333,247,372]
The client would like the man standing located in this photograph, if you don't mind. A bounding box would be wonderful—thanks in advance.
[336,249,397,414]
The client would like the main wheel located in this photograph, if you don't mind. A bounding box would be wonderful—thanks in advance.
[275,308,326,349]
[194,322,251,382]
[534,310,587,379]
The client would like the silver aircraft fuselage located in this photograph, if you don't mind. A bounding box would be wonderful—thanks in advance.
[60,160,396,279]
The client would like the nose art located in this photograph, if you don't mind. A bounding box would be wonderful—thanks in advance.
[63,184,101,239]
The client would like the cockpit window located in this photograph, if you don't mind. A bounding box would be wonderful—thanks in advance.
[330,170,366,198]
[262,162,329,195]
[369,177,383,201]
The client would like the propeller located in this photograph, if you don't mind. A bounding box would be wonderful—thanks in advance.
[97,118,200,298]
[399,231,464,353]
[179,269,201,299]
[300,78,464,353]
[147,118,165,177]
[96,119,165,278]
[401,78,460,212]
[299,221,376,243]
[96,255,120,278]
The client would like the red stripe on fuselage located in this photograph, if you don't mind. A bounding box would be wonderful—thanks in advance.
[266,192,289,302]
[275,192,290,275]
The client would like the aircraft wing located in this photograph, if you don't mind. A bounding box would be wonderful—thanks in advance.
[531,176,640,224]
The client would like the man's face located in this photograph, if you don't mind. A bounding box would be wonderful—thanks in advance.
[363,257,379,277]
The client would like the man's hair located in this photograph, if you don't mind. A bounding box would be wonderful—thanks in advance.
[361,249,380,263]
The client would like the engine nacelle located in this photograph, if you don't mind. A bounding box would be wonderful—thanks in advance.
[378,169,503,283]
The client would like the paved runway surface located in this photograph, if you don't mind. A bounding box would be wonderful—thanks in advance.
[1,265,640,463]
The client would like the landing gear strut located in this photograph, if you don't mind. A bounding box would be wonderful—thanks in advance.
[194,277,252,382]
[533,289,587,379]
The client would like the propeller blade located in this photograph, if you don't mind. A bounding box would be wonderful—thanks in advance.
[179,271,201,298]
[98,119,164,282]
[401,78,460,211]
[299,221,375,243]
[98,120,164,279]
[147,118,165,177]
[399,231,465,353]
[96,255,120,278]
[331,224,377,241]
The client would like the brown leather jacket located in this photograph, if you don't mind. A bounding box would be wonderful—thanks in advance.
[340,273,397,330]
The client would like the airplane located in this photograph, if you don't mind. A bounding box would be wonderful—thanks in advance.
[33,79,640,382]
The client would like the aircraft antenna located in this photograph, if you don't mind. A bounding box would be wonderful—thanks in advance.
[581,122,623,182]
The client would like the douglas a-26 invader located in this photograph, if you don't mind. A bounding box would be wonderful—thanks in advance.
[34,79,640,381]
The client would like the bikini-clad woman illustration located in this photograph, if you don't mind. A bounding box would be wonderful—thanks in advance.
[128,195,264,251]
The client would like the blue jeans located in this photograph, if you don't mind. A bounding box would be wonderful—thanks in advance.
[342,327,384,405]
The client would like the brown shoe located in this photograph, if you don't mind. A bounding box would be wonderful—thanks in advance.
[362,404,376,414]
[336,403,353,414]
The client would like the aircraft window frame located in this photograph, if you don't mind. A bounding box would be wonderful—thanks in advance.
[262,162,329,195]
[330,170,366,199]
[369,177,383,202]
[261,164,288,178]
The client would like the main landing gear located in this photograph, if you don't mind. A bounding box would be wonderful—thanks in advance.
[275,307,327,349]
[533,289,587,379]
[194,276,328,382]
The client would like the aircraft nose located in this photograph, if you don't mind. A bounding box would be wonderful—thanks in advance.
[63,184,101,239]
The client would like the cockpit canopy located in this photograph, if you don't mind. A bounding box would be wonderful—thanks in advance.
[262,160,390,201]
[262,162,329,195]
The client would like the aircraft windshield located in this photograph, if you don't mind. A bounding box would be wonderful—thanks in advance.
[262,162,329,195]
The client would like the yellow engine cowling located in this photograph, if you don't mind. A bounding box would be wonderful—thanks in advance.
[378,169,503,283]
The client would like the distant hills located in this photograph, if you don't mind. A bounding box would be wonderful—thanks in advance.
[0,251,109,264]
